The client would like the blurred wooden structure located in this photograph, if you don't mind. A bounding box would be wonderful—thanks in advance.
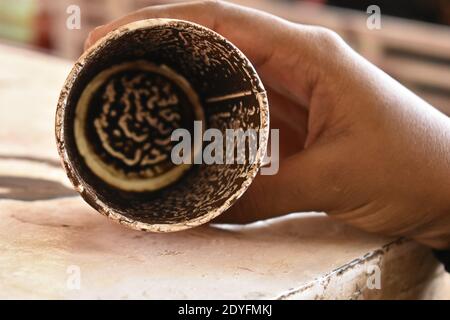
[233,0,450,115]
[42,0,450,115]
[44,0,161,59]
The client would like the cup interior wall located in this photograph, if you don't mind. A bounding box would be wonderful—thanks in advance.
[63,21,265,225]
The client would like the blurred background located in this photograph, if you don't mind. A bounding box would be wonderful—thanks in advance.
[0,0,449,113]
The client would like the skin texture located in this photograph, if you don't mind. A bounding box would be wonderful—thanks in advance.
[85,0,450,249]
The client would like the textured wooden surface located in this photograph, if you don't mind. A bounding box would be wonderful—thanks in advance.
[0,44,449,299]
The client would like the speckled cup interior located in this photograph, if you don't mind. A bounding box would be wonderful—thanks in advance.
[56,19,269,232]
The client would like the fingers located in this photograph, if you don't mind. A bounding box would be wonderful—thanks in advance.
[85,1,218,50]
[263,88,308,160]
[84,0,320,106]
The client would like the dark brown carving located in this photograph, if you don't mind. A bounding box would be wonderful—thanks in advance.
[56,19,269,232]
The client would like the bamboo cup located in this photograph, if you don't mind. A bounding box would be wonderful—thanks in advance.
[56,19,269,232]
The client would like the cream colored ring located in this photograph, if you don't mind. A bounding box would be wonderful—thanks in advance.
[74,60,205,192]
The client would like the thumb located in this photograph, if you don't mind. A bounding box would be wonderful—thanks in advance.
[214,146,337,224]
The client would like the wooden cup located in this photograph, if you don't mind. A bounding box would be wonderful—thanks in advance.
[56,19,269,232]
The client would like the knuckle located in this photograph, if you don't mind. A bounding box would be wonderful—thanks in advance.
[306,26,348,74]
[202,0,223,10]
[314,27,344,49]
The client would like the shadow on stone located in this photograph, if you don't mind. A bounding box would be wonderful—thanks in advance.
[0,176,76,201]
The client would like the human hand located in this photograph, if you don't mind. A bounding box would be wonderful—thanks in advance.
[85,1,450,249]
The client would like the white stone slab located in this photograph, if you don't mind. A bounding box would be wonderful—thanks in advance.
[0,44,448,299]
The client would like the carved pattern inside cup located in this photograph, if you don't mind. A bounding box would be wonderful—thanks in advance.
[56,19,269,231]
[74,61,203,192]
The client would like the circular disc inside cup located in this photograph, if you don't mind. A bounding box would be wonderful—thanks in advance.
[74,60,204,192]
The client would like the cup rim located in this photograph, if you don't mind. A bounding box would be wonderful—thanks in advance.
[55,18,269,232]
